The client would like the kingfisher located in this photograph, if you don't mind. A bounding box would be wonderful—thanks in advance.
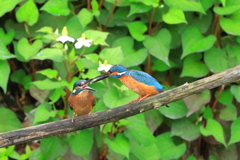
[91,65,169,106]
[68,79,96,123]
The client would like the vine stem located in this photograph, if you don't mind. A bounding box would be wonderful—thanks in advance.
[103,0,119,31]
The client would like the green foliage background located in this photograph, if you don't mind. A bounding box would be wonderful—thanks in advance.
[0,0,240,159]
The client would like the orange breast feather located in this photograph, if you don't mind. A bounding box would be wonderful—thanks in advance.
[119,76,159,97]
[68,90,95,116]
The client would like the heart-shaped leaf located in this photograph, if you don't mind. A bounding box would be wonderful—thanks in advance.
[200,119,227,147]
[219,103,237,121]
[143,29,171,65]
[84,30,109,46]
[183,90,211,116]
[164,0,205,14]
[171,118,201,141]
[163,8,187,24]
[32,79,62,90]
[29,85,50,103]
[31,48,64,62]
[0,28,14,45]
[156,132,186,159]
[220,9,240,36]
[128,2,151,17]
[204,47,229,73]
[230,85,240,102]
[77,8,93,28]
[181,26,216,59]
[0,107,23,132]
[69,129,93,158]
[99,47,124,65]
[229,117,240,145]
[181,53,209,78]
[0,40,16,60]
[0,0,22,17]
[214,0,240,15]
[113,37,147,67]
[159,100,188,119]
[126,21,147,41]
[17,38,43,61]
[16,0,39,26]
[40,0,70,16]
[0,60,10,93]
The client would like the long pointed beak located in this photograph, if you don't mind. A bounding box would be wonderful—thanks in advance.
[84,86,96,91]
[88,73,109,84]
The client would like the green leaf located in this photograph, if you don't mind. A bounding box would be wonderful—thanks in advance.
[130,0,159,7]
[0,60,10,93]
[181,53,209,78]
[183,90,211,116]
[31,48,64,62]
[29,85,50,103]
[144,109,163,133]
[130,141,160,160]
[181,26,216,59]
[99,47,124,65]
[37,69,58,79]
[0,0,23,17]
[40,137,68,160]
[113,36,147,67]
[0,107,23,132]
[159,100,188,119]
[77,8,93,28]
[164,0,205,14]
[204,47,229,73]
[216,89,233,105]
[125,114,155,146]
[214,0,240,15]
[16,0,39,26]
[103,87,120,108]
[128,2,151,17]
[0,28,14,45]
[143,29,171,65]
[200,119,227,147]
[203,106,213,119]
[32,79,62,90]
[84,30,109,46]
[105,133,130,158]
[156,132,186,159]
[17,38,43,61]
[69,129,93,158]
[65,16,84,39]
[219,103,237,121]
[220,10,240,35]
[0,40,16,60]
[33,103,56,124]
[230,85,240,102]
[163,8,187,24]
[126,21,147,41]
[229,117,240,145]
[29,148,43,160]
[37,26,53,34]
[171,118,201,141]
[40,0,69,16]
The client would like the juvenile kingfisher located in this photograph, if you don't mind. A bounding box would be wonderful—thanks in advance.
[91,65,169,106]
[68,79,96,123]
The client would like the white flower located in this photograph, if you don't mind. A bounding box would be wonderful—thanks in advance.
[56,36,75,43]
[98,63,112,72]
[74,38,93,49]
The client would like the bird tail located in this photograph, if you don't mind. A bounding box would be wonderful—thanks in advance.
[165,104,170,107]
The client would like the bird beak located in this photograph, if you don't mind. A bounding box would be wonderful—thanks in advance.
[88,72,109,84]
[81,80,97,91]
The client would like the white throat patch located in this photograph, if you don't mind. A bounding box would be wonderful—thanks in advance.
[117,71,126,75]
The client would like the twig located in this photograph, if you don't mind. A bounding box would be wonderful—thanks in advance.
[0,65,240,147]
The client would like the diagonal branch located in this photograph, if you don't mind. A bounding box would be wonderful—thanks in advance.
[1,65,240,148]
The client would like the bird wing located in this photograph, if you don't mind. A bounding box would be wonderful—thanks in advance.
[129,70,164,91]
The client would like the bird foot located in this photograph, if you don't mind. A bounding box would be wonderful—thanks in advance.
[138,94,150,102]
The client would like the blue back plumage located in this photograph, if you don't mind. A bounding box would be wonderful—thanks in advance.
[109,65,127,73]
[129,70,164,91]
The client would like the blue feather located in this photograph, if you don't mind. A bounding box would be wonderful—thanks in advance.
[129,70,164,91]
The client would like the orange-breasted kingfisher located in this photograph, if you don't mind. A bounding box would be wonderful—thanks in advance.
[68,79,96,123]
[91,65,169,107]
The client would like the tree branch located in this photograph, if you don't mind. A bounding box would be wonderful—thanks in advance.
[1,65,240,148]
